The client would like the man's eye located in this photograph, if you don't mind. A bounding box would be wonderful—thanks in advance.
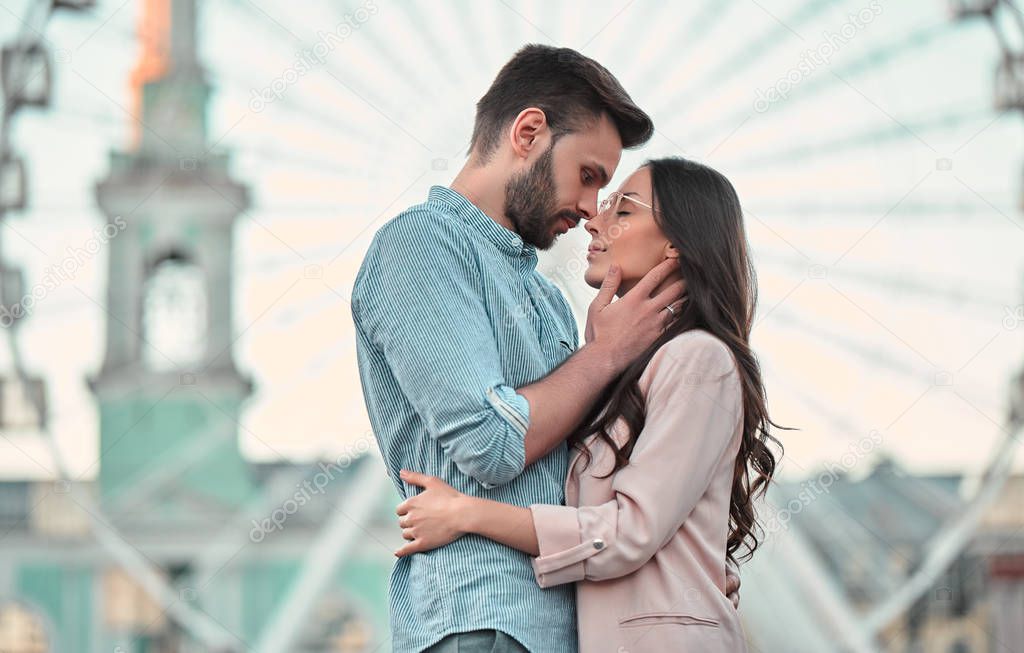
[583,170,594,184]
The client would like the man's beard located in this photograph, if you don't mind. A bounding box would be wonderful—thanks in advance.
[504,145,582,250]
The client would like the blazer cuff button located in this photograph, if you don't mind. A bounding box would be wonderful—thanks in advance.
[592,539,605,550]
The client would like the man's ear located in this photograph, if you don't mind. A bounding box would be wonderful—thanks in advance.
[508,108,549,159]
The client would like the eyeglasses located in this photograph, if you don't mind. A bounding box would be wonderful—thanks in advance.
[597,191,658,216]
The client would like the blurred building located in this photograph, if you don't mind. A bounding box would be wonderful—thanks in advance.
[0,456,394,652]
[769,458,1024,653]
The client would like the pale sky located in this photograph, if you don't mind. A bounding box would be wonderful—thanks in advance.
[1,0,1023,484]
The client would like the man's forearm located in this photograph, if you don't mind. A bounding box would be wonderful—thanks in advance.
[517,341,622,466]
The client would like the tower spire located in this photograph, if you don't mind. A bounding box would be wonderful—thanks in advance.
[129,0,208,156]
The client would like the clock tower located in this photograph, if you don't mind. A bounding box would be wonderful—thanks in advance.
[92,0,254,509]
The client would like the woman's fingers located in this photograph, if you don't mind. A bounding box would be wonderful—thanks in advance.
[396,528,426,557]
[399,469,433,487]
[394,541,422,558]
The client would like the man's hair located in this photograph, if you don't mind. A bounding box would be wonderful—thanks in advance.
[469,44,654,161]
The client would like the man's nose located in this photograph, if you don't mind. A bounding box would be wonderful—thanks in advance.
[578,195,598,220]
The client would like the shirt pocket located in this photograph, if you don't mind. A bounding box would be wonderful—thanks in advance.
[544,318,577,364]
[525,278,576,363]
[407,555,448,630]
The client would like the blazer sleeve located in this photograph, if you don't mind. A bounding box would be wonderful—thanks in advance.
[528,332,743,587]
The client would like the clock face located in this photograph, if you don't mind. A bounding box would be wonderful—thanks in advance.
[142,256,207,371]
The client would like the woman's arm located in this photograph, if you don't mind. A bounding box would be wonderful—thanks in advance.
[395,468,743,605]
[394,333,738,569]
[463,496,540,556]
[529,332,742,587]
[393,470,539,557]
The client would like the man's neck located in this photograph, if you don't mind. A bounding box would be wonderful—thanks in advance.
[450,162,515,232]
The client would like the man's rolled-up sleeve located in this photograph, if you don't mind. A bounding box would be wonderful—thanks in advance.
[352,210,529,489]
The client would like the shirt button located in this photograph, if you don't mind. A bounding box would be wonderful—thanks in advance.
[592,539,605,550]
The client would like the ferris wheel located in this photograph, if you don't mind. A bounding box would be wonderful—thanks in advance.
[1,1,1022,651]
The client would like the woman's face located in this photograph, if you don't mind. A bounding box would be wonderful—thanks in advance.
[583,166,678,295]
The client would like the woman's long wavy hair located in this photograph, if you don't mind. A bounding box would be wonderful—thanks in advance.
[568,157,785,565]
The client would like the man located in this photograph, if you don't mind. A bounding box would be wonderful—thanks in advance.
[352,45,700,653]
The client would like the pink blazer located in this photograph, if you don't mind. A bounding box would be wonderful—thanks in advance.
[528,330,749,652]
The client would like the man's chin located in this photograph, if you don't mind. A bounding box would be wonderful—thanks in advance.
[528,231,557,251]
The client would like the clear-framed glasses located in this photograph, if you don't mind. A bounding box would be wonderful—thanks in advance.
[597,191,658,216]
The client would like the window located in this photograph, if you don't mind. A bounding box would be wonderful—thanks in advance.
[142,253,207,371]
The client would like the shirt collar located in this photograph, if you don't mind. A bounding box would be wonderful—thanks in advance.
[428,185,538,269]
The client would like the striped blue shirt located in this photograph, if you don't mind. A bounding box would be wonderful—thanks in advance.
[352,186,579,653]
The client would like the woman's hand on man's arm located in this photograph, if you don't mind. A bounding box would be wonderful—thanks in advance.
[393,470,540,558]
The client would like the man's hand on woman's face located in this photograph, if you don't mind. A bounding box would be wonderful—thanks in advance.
[584,259,687,370]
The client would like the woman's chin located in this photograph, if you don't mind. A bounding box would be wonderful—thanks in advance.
[583,266,604,289]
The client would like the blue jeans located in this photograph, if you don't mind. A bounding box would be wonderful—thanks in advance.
[423,630,530,653]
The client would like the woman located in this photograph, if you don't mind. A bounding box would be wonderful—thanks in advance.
[393,157,782,652]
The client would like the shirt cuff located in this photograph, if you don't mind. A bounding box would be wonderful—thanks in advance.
[529,503,598,588]
[484,384,530,435]
[478,384,530,489]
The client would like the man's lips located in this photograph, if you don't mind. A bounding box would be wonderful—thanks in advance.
[554,213,584,235]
